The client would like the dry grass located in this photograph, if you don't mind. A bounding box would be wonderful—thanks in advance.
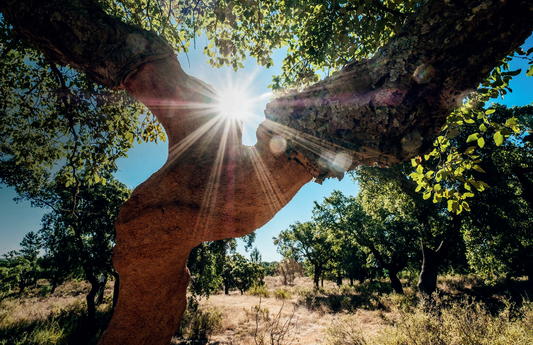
[3,275,531,345]
[172,276,391,345]
[0,280,115,326]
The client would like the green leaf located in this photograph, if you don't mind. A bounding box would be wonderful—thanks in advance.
[477,137,485,148]
[466,133,479,143]
[485,108,495,115]
[473,165,485,173]
[447,199,454,212]
[527,65,533,77]
[416,165,423,174]
[423,192,431,200]
[494,131,504,146]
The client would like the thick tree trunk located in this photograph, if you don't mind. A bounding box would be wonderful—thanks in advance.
[336,273,343,287]
[2,0,533,344]
[87,278,99,323]
[388,269,404,295]
[313,264,321,289]
[417,242,441,297]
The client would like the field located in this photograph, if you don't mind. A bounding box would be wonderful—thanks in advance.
[1,275,532,345]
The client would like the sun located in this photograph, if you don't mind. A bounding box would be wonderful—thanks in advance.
[215,85,253,122]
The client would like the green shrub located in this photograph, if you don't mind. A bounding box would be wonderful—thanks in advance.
[179,305,223,341]
[325,315,368,345]
[248,283,270,298]
[339,285,356,295]
[274,289,291,300]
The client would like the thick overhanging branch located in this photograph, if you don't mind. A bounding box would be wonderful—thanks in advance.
[3,0,532,180]
[0,0,174,89]
[263,0,533,180]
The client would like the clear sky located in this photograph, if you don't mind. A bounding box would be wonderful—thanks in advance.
[1,36,532,262]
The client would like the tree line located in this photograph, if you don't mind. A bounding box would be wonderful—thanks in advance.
[274,104,533,296]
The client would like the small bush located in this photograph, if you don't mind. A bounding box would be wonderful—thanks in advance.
[248,283,270,298]
[294,287,314,298]
[179,305,223,341]
[325,315,368,345]
[274,289,291,300]
[39,284,53,298]
[250,300,299,345]
[339,285,355,295]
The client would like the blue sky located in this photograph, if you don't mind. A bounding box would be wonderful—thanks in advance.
[1,36,532,262]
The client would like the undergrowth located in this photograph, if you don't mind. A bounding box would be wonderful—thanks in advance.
[325,298,533,345]
[0,298,113,345]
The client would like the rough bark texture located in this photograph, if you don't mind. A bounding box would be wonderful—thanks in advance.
[266,0,533,180]
[2,0,533,343]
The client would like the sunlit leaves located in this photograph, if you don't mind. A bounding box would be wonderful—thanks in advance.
[99,0,422,89]
[407,44,533,214]
[0,18,158,190]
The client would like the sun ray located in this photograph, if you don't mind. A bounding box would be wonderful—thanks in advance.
[248,147,286,216]
[194,119,232,236]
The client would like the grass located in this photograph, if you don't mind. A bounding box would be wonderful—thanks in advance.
[0,280,114,345]
[2,275,532,345]
[324,298,533,345]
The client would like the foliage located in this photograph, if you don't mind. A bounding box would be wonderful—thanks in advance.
[249,282,270,298]
[274,221,338,288]
[273,289,291,300]
[0,19,157,190]
[275,258,303,285]
[0,232,43,297]
[187,240,228,298]
[262,261,278,277]
[178,300,223,342]
[0,252,33,296]
[455,105,533,283]
[409,49,533,213]
[97,0,421,90]
[223,253,265,295]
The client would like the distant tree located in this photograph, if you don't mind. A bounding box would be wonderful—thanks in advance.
[222,253,264,295]
[0,251,31,296]
[354,165,464,296]
[274,221,339,289]
[0,232,43,296]
[19,231,41,261]
[187,240,228,298]
[262,261,278,277]
[275,258,304,285]
[250,247,262,264]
